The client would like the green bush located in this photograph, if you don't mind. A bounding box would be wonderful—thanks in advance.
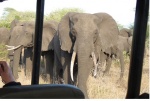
[0,44,8,60]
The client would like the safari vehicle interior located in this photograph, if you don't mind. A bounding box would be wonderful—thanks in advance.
[0,0,149,99]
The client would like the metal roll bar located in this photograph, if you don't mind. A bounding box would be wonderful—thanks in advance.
[31,0,45,84]
[126,0,149,98]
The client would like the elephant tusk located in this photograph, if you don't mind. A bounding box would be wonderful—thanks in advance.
[7,45,22,50]
[70,51,76,81]
[91,52,98,77]
[5,45,15,48]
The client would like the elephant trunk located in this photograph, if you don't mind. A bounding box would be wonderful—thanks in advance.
[76,42,94,98]
[12,47,22,79]
[6,45,22,50]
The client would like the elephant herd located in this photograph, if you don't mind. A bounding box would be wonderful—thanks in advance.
[0,12,133,98]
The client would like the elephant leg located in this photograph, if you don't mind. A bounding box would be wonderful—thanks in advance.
[103,55,112,76]
[54,51,62,84]
[19,48,25,70]
[118,52,124,80]
[9,56,14,72]
[40,54,47,81]
[24,47,33,79]
[18,50,23,72]
[40,54,45,75]
[61,50,72,84]
[43,50,54,83]
[23,49,27,76]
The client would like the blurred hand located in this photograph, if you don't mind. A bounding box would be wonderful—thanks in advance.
[0,61,15,84]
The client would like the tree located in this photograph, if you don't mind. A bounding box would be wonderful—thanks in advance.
[45,8,84,22]
[0,7,35,28]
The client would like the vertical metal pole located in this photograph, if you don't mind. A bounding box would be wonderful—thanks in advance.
[126,0,149,98]
[31,0,45,84]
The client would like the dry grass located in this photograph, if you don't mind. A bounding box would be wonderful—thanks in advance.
[0,48,149,99]
[87,54,149,99]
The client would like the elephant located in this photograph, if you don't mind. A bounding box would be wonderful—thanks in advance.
[53,12,119,98]
[119,28,133,37]
[0,27,10,45]
[6,20,58,83]
[94,35,133,79]
[107,36,132,76]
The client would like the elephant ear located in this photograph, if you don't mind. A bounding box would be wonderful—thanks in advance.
[58,12,78,53]
[42,21,58,51]
[94,13,119,52]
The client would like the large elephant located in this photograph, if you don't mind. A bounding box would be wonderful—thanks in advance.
[93,27,133,80]
[53,12,119,98]
[7,20,58,83]
[94,35,133,79]
[0,27,10,45]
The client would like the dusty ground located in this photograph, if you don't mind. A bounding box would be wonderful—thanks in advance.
[0,49,149,99]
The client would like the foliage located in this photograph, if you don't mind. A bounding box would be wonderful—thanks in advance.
[0,43,8,60]
[0,7,36,28]
[45,8,84,22]
[0,7,84,28]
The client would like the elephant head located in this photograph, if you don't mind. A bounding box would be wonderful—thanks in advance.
[6,21,34,79]
[119,28,133,37]
[58,12,119,98]
[7,20,58,79]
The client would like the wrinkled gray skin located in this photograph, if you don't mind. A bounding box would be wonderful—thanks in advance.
[53,12,119,98]
[0,27,10,45]
[7,20,58,82]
